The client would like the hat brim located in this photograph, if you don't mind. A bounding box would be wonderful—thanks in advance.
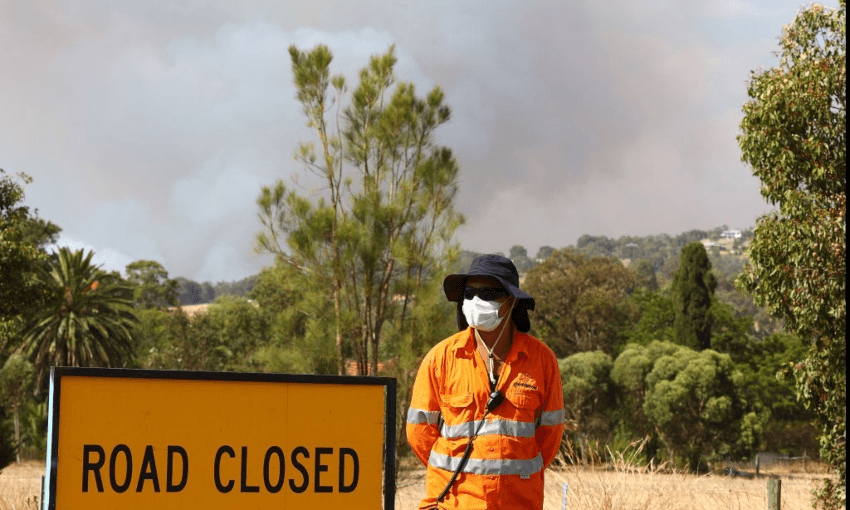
[443,273,535,310]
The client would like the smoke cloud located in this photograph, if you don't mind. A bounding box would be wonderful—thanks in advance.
[1,0,822,280]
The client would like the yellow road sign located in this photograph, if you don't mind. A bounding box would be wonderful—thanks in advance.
[44,368,396,509]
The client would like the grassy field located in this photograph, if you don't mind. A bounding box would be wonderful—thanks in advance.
[0,458,834,509]
[395,458,835,510]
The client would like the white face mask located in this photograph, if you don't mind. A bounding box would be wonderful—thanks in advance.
[462,296,508,332]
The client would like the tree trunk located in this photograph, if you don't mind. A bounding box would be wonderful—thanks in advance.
[578,432,588,467]
[13,403,21,463]
[334,283,344,375]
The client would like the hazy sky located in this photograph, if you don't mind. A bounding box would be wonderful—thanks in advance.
[2,0,836,282]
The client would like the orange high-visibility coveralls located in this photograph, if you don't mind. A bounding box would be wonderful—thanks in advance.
[407,328,565,509]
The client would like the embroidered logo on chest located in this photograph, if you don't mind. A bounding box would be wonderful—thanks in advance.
[512,373,538,391]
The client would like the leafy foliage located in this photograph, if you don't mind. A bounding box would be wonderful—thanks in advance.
[622,288,676,346]
[613,341,765,472]
[125,260,179,309]
[559,351,615,463]
[175,277,215,305]
[132,296,268,373]
[0,171,57,356]
[736,2,845,505]
[381,269,457,466]
[202,296,266,371]
[632,259,660,292]
[19,399,47,460]
[737,332,818,456]
[524,249,638,356]
[0,354,34,463]
[212,276,257,300]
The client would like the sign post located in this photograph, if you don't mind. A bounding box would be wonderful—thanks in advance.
[43,367,396,509]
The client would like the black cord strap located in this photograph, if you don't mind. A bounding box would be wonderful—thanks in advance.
[436,390,505,503]
[436,414,487,502]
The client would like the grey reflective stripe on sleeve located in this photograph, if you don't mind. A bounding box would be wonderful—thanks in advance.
[428,451,544,477]
[407,408,441,426]
[440,419,535,439]
[539,409,565,427]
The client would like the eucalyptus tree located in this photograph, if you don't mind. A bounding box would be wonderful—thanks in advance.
[737,2,845,505]
[22,248,137,390]
[256,44,464,376]
[613,341,765,472]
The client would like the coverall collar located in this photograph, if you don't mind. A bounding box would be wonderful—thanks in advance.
[452,327,529,363]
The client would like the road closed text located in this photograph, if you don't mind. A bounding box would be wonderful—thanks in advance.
[81,444,360,495]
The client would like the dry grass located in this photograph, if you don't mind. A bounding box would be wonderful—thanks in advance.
[0,461,42,510]
[395,448,837,510]
[537,467,826,510]
[3,458,834,510]
[396,467,830,509]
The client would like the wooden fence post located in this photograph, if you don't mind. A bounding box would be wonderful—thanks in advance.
[767,478,781,510]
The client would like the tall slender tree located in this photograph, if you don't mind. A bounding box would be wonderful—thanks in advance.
[21,248,137,391]
[671,242,716,350]
[256,44,464,376]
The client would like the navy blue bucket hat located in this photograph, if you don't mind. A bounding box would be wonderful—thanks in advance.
[443,254,535,332]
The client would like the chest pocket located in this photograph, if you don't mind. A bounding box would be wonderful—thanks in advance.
[437,352,476,411]
[437,364,474,424]
[439,391,474,431]
[505,373,543,412]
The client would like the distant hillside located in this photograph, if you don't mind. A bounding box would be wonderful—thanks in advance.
[174,274,258,305]
[457,225,754,281]
[180,226,754,305]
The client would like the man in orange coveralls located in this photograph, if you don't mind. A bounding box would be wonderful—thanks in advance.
[407,254,565,509]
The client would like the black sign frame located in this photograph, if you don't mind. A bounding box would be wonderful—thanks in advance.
[44,367,396,510]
